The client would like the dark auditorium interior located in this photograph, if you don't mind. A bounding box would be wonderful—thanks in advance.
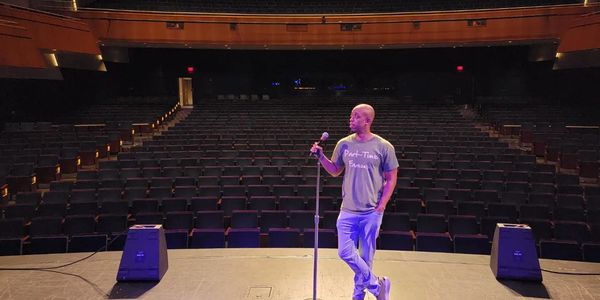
[1,0,600,271]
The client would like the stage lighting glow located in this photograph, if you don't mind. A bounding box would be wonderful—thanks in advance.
[456,65,464,72]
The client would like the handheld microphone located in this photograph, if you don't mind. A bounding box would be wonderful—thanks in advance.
[317,132,329,145]
[310,132,329,157]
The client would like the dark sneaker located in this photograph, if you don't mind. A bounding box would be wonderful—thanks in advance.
[376,276,391,300]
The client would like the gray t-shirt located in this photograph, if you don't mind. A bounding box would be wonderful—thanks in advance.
[331,133,399,214]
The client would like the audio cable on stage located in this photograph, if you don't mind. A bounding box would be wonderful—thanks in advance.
[0,229,129,271]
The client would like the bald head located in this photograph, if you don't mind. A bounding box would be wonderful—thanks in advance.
[349,103,375,134]
[352,104,375,123]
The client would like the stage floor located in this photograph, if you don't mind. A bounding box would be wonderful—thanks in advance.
[0,248,598,299]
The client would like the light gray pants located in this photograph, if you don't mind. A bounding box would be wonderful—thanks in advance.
[336,210,383,299]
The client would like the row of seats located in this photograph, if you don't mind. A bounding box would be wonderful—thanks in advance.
[6,192,600,227]
[2,218,597,262]
[3,210,598,238]
[0,103,180,196]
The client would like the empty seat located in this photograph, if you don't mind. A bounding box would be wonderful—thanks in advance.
[382,212,411,231]
[540,240,581,261]
[133,212,163,224]
[162,197,188,212]
[453,234,490,254]
[501,192,528,205]
[457,201,485,220]
[190,197,218,211]
[553,221,591,243]
[259,210,288,233]
[42,191,69,204]
[165,229,189,249]
[415,232,452,253]
[15,192,42,205]
[554,207,585,222]
[423,188,446,202]
[582,243,600,263]
[303,228,337,248]
[230,210,259,228]
[520,218,552,242]
[447,189,471,203]
[96,214,128,233]
[395,199,422,220]
[228,228,260,248]
[194,210,224,229]
[289,210,314,231]
[0,218,25,238]
[0,238,23,255]
[190,228,225,248]
[379,231,414,250]
[165,211,194,230]
[487,203,518,219]
[397,187,420,199]
[29,216,63,236]
[473,190,498,205]
[68,234,107,252]
[248,196,277,213]
[519,204,550,220]
[63,215,96,235]
[278,196,305,211]
[29,235,68,254]
[448,215,479,236]
[4,204,36,221]
[268,228,300,248]
[416,214,446,233]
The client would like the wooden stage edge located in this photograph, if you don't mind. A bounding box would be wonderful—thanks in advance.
[0,248,599,299]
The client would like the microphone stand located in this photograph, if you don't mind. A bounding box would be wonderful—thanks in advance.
[306,152,323,300]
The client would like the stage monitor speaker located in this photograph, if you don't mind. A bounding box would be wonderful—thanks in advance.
[117,225,169,281]
[490,223,542,282]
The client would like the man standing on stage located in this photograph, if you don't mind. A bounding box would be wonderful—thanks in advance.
[310,103,398,300]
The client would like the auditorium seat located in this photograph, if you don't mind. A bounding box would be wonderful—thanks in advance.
[487,203,518,219]
[248,196,277,213]
[457,201,485,220]
[382,212,411,232]
[230,210,259,228]
[540,240,581,261]
[29,235,68,254]
[268,228,300,248]
[288,210,315,232]
[519,204,550,220]
[29,216,63,236]
[303,228,337,248]
[165,211,194,230]
[0,218,26,239]
[133,212,164,225]
[96,214,128,234]
[582,243,600,262]
[416,214,446,233]
[453,234,490,254]
[0,238,23,255]
[194,210,225,229]
[165,229,189,249]
[228,228,260,248]
[448,215,479,236]
[278,196,305,212]
[553,221,591,244]
[68,234,108,252]
[415,232,452,253]
[190,228,225,248]
[63,215,96,235]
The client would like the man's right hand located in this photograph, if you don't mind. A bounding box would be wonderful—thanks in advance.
[310,142,323,157]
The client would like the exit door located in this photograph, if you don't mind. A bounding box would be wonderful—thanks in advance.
[178,77,193,107]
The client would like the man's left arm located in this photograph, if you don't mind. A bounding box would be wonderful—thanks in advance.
[376,168,397,213]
